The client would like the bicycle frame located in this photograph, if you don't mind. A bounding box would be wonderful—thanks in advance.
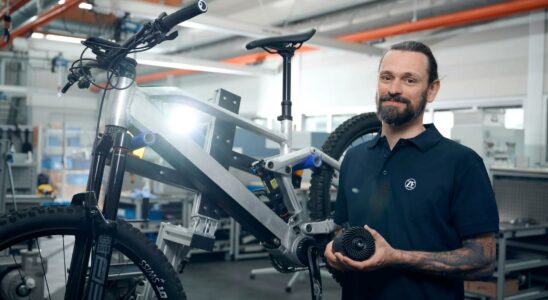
[127,85,340,262]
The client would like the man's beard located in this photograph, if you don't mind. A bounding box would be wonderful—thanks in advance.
[376,91,428,126]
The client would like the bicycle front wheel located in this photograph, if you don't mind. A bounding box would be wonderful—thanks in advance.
[0,206,185,300]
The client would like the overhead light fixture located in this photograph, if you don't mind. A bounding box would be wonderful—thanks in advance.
[30,32,83,44]
[78,2,93,10]
[136,58,267,76]
[137,59,197,71]
[58,0,65,4]
[31,32,45,39]
[42,34,83,44]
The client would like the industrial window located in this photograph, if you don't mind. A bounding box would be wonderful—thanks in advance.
[303,115,328,132]
[332,114,356,130]
[433,111,454,138]
[504,108,524,130]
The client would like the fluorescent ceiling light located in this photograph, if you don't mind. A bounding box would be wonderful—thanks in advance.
[137,59,197,70]
[31,32,45,39]
[44,34,84,44]
[136,58,266,76]
[78,2,93,10]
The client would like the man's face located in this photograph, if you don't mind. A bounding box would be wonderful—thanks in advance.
[376,50,436,126]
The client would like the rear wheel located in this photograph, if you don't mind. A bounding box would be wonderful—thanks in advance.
[308,112,381,220]
[0,206,185,300]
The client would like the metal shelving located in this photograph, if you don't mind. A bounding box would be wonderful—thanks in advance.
[467,224,548,300]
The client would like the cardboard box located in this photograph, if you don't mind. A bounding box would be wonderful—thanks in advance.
[465,279,519,298]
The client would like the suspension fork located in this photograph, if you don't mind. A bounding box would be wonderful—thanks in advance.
[85,125,131,299]
[64,133,113,300]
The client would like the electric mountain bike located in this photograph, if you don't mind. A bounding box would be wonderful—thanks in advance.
[0,1,380,299]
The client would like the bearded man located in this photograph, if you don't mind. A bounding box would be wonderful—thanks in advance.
[324,41,499,300]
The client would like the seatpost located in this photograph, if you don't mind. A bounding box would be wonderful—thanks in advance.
[279,51,294,154]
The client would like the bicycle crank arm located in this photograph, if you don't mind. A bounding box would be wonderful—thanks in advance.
[306,246,323,300]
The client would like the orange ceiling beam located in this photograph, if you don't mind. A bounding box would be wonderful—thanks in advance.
[0,0,83,48]
[339,0,548,43]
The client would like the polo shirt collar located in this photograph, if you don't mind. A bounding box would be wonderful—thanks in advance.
[408,124,443,151]
[366,128,384,149]
[366,123,443,152]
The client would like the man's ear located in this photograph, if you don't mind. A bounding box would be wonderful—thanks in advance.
[426,80,440,103]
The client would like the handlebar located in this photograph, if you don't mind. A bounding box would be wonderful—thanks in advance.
[62,0,208,93]
[159,0,207,32]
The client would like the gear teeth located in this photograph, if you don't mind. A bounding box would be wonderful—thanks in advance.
[333,227,375,261]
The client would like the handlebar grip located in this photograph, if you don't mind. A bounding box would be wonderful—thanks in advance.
[159,0,207,32]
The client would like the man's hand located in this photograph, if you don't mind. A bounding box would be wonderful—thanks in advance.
[325,225,401,272]
[324,239,346,271]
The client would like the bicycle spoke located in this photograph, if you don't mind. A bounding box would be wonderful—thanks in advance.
[35,238,52,300]
[62,235,67,284]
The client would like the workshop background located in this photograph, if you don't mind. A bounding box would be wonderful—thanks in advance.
[0,0,547,299]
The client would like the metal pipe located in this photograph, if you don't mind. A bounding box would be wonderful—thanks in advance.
[0,0,83,48]
[0,0,32,18]
[10,0,58,29]
[43,19,115,37]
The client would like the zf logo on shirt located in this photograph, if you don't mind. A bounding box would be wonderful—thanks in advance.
[404,178,416,190]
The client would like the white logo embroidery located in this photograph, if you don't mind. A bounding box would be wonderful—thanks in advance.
[404,178,416,190]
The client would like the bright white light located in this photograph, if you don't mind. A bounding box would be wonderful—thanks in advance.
[78,2,93,10]
[433,111,454,139]
[45,34,84,44]
[31,32,45,39]
[504,108,524,129]
[137,59,194,70]
[28,15,38,23]
[58,0,65,4]
[136,58,253,76]
[168,105,198,134]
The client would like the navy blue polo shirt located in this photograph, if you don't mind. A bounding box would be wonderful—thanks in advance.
[333,124,499,300]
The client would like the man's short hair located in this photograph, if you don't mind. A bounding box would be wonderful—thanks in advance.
[386,41,439,85]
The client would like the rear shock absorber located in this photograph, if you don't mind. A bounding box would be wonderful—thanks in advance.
[252,160,289,221]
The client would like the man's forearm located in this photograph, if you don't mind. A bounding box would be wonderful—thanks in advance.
[394,234,496,280]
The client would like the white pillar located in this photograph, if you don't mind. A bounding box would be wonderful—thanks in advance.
[524,10,546,167]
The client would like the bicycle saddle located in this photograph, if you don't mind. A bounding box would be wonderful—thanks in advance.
[246,29,316,52]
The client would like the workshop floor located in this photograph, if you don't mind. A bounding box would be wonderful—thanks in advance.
[44,244,342,299]
[182,257,342,300]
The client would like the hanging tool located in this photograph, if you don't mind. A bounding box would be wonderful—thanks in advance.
[5,144,17,210]
[6,127,12,146]
[22,128,32,153]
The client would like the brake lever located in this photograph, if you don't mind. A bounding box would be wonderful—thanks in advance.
[61,81,74,94]
[166,31,178,41]
[61,72,79,93]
